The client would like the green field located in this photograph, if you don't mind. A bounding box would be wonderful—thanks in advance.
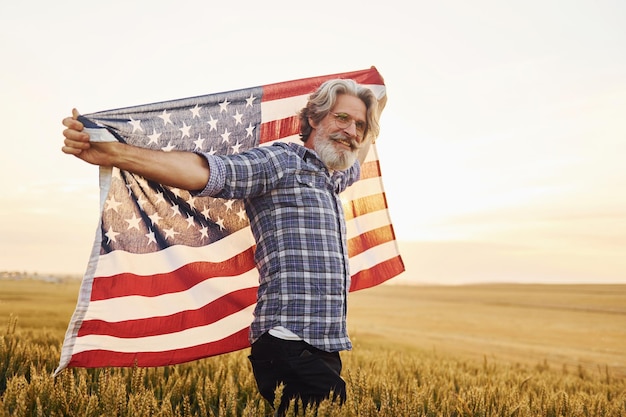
[1,278,625,416]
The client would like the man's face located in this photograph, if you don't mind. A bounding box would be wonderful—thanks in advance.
[308,94,367,171]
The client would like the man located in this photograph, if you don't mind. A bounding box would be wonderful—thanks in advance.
[62,78,381,414]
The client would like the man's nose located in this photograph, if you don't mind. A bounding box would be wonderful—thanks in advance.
[343,121,359,140]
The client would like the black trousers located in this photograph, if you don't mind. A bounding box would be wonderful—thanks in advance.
[248,332,346,415]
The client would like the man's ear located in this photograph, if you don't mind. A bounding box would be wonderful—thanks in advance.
[308,117,318,129]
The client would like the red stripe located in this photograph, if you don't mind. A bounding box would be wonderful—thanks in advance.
[78,287,256,338]
[348,225,397,258]
[68,327,251,368]
[90,247,255,300]
[259,116,300,144]
[343,193,388,221]
[360,159,381,180]
[262,67,385,102]
[349,256,405,292]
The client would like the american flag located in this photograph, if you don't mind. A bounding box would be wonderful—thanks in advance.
[55,67,405,375]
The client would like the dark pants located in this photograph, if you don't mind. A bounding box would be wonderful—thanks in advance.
[248,332,346,415]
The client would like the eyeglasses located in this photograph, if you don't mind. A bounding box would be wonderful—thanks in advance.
[331,112,366,137]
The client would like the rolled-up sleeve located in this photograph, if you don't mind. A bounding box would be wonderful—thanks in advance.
[192,152,226,197]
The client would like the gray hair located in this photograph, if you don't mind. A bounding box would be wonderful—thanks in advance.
[299,79,381,143]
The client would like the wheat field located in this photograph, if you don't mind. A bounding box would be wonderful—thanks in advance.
[1,278,625,416]
[348,283,626,378]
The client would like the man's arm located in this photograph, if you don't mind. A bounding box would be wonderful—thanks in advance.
[62,109,210,191]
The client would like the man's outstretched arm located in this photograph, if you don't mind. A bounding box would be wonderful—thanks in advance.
[62,109,210,191]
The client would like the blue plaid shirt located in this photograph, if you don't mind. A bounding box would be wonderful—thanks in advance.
[197,142,360,352]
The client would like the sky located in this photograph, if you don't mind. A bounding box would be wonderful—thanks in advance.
[1,0,625,285]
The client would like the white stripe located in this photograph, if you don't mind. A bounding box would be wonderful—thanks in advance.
[71,304,255,354]
[349,240,401,276]
[261,94,308,123]
[95,227,256,277]
[342,176,384,201]
[364,140,381,163]
[346,209,393,240]
[84,269,258,322]
[85,127,117,143]
[366,84,386,100]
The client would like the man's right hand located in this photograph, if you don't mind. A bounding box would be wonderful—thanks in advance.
[61,108,118,167]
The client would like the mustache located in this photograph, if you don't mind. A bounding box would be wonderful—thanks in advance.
[328,133,360,150]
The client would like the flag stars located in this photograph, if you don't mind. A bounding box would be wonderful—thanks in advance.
[158,109,173,126]
[105,227,120,244]
[145,229,157,245]
[163,227,179,240]
[185,214,195,228]
[246,93,256,107]
[236,207,247,222]
[232,110,243,125]
[218,98,230,113]
[125,213,142,230]
[155,192,166,204]
[245,123,255,138]
[148,130,162,145]
[231,140,243,154]
[220,128,232,143]
[148,212,162,225]
[179,121,191,139]
[105,196,123,212]
[190,104,202,118]
[162,142,176,152]
[96,89,265,257]
[193,134,205,150]
[128,116,143,133]
[224,200,235,211]
[207,114,218,131]
[170,204,182,217]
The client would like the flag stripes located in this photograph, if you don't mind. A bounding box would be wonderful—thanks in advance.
[89,248,257,300]
[78,287,258,338]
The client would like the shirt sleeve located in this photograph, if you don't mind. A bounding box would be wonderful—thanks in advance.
[191,151,226,197]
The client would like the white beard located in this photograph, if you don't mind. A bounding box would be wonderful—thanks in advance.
[312,128,359,171]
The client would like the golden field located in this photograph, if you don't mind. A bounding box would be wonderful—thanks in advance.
[348,283,626,378]
[1,278,625,416]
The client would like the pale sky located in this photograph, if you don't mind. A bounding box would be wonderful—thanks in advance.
[1,0,625,284]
